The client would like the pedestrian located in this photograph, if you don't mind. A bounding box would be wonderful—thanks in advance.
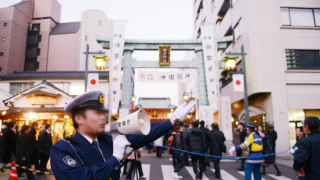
[199,120,210,170]
[125,148,147,180]
[0,122,17,172]
[257,125,263,137]
[154,136,164,158]
[16,125,35,180]
[37,124,52,171]
[206,123,226,179]
[266,126,277,153]
[182,123,190,166]
[185,121,207,180]
[260,132,281,176]
[237,122,247,171]
[172,125,185,179]
[294,126,305,147]
[230,124,263,180]
[293,116,320,180]
[50,90,195,180]
[233,125,241,162]
[28,122,40,172]
[292,125,306,180]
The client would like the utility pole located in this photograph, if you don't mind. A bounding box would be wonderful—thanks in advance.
[83,44,105,92]
[225,45,250,125]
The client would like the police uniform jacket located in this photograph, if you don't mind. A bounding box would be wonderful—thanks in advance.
[293,130,320,180]
[236,132,263,164]
[50,119,173,180]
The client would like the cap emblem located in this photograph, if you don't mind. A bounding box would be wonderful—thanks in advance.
[99,94,105,104]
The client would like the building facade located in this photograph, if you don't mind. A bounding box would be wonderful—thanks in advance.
[184,0,320,152]
[0,71,109,142]
[0,0,112,75]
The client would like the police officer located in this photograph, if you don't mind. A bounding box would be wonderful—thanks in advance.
[229,124,263,180]
[293,116,320,180]
[50,90,195,180]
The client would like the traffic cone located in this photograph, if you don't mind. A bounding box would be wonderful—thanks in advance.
[10,161,18,180]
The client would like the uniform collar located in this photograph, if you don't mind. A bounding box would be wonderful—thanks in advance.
[78,131,98,145]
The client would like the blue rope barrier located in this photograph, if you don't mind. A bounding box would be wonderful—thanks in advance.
[149,143,289,159]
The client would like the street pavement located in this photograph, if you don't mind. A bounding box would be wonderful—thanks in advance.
[121,149,298,180]
[0,149,297,180]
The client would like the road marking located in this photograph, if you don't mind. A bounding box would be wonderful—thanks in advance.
[185,166,209,180]
[211,169,237,180]
[169,158,191,161]
[267,174,292,180]
[238,171,266,180]
[141,164,150,180]
[161,165,175,180]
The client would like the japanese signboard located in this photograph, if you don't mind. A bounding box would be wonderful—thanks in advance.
[159,46,171,66]
[137,70,196,83]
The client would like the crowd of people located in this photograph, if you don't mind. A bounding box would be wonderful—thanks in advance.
[0,122,53,180]
[148,120,226,180]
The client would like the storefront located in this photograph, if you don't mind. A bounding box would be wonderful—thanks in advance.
[1,79,75,143]
[288,109,320,146]
[134,97,177,123]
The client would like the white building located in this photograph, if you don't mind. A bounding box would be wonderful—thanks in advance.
[182,0,320,153]
[78,10,112,71]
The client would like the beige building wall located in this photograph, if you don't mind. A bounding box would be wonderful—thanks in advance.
[0,1,33,75]
[79,10,111,71]
[47,31,80,71]
[33,0,61,23]
[192,0,320,153]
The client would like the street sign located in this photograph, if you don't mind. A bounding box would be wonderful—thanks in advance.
[159,46,171,66]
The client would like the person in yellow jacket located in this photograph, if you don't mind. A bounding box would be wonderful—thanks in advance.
[229,124,263,180]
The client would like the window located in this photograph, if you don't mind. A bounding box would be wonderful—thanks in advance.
[37,49,40,56]
[234,19,242,42]
[4,23,7,27]
[99,20,102,26]
[2,37,5,41]
[9,83,34,95]
[207,56,212,61]
[315,9,320,26]
[0,67,2,71]
[26,47,37,58]
[280,8,320,27]
[32,24,40,31]
[0,52,3,56]
[85,35,88,41]
[286,50,320,70]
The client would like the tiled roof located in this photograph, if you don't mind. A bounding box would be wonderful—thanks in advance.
[3,79,73,102]
[50,22,80,35]
[0,71,109,80]
[135,97,177,109]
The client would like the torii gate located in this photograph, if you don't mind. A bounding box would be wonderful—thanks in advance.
[96,22,221,130]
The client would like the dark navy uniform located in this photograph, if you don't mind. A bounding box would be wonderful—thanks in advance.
[50,90,173,180]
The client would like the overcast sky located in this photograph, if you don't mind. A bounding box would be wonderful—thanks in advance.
[0,0,194,106]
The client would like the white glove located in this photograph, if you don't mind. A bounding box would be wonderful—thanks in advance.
[172,101,196,120]
[113,135,131,160]
[229,146,236,156]
[289,146,298,155]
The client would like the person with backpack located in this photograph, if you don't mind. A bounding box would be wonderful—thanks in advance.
[172,125,185,179]
[206,123,226,179]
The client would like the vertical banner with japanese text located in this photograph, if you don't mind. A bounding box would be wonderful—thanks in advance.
[201,24,219,111]
[109,21,126,118]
